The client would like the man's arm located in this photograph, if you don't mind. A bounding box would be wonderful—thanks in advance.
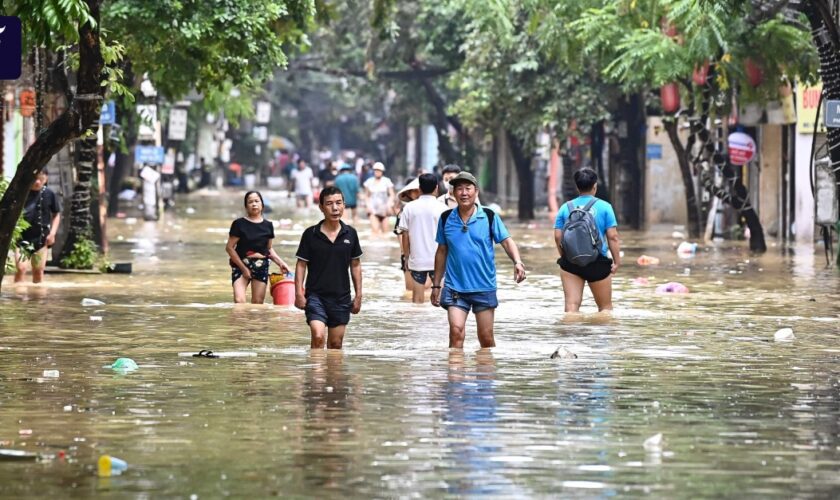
[430,244,447,306]
[294,259,307,309]
[350,258,362,313]
[500,238,526,283]
[46,213,61,247]
[606,227,621,274]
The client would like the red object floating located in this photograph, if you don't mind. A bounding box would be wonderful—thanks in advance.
[660,83,681,114]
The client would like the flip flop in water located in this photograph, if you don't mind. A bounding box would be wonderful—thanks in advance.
[192,350,219,359]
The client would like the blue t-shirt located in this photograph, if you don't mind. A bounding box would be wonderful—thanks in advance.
[334,172,360,206]
[435,206,510,292]
[554,195,617,256]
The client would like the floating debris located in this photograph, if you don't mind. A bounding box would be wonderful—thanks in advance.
[550,346,577,360]
[774,328,795,342]
[81,298,105,306]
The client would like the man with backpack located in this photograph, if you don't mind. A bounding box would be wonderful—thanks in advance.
[430,171,526,348]
[554,167,621,312]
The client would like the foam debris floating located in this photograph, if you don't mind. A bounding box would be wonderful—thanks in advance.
[0,449,39,461]
[643,433,663,451]
[178,351,257,358]
[774,328,795,342]
[42,370,59,378]
[655,282,689,294]
[677,241,697,257]
[81,298,106,306]
[550,346,577,359]
[637,255,660,266]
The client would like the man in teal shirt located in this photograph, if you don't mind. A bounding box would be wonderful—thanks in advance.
[334,164,360,225]
[430,172,526,348]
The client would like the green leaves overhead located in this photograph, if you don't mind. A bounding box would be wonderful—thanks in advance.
[8,0,95,48]
[103,0,316,99]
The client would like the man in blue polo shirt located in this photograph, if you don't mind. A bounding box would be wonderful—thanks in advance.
[430,171,526,348]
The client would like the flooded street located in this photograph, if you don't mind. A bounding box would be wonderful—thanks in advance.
[1,189,839,498]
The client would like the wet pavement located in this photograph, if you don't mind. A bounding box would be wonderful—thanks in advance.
[1,189,839,497]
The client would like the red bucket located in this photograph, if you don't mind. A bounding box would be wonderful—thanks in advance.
[270,278,296,306]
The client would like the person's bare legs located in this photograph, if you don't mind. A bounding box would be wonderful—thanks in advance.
[368,214,381,236]
[29,247,48,283]
[14,249,26,283]
[447,306,469,348]
[560,269,586,312]
[251,280,267,304]
[327,325,346,349]
[232,276,250,303]
[310,320,328,348]
[411,278,426,304]
[379,216,390,235]
[474,309,496,348]
[589,275,613,311]
[350,207,358,226]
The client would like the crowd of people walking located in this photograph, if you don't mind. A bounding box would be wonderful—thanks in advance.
[228,161,620,350]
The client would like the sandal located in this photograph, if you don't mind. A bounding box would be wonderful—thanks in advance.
[192,349,219,358]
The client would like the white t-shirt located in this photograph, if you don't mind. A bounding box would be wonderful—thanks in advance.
[397,194,447,271]
[364,176,394,216]
[291,167,314,195]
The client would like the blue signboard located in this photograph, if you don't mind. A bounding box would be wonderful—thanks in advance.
[646,144,663,160]
[134,145,165,165]
[0,17,23,80]
[100,100,116,125]
[825,100,840,128]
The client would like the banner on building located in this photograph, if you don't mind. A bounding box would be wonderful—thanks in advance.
[797,80,826,134]
[255,101,271,124]
[168,108,188,141]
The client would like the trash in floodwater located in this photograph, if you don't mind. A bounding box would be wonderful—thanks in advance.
[107,358,139,372]
[98,455,128,477]
[550,346,577,359]
[637,255,660,266]
[677,241,697,257]
[182,350,257,358]
[643,433,663,451]
[42,370,60,378]
[81,298,105,306]
[774,328,795,342]
[90,316,103,322]
[655,282,689,294]
[0,449,39,461]
[18,429,32,436]
[672,231,685,239]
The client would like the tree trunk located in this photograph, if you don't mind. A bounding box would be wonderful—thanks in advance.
[506,131,535,220]
[59,120,100,265]
[663,119,702,238]
[0,0,104,290]
[420,79,459,164]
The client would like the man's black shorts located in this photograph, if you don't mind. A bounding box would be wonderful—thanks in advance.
[305,293,351,328]
[559,254,613,283]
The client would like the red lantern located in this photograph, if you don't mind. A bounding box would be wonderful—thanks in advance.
[744,59,764,87]
[660,83,680,114]
[692,61,710,86]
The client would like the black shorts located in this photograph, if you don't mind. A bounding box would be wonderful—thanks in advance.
[559,254,613,283]
[231,258,270,284]
[409,270,434,285]
[305,293,352,328]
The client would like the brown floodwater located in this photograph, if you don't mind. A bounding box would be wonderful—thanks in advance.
[1,189,838,497]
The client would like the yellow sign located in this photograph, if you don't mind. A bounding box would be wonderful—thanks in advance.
[797,80,826,134]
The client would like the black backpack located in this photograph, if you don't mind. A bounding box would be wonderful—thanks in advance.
[561,198,601,266]
[440,207,496,242]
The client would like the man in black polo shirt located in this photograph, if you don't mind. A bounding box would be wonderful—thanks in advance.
[294,185,363,349]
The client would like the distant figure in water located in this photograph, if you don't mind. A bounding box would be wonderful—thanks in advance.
[226,191,291,303]
[294,186,363,349]
[15,169,61,284]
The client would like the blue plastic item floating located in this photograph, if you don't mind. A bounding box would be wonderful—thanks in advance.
[107,358,139,372]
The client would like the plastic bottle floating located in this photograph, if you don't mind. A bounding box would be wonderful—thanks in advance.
[107,358,139,373]
[655,282,689,294]
[98,455,128,477]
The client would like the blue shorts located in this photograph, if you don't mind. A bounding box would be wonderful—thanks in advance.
[409,270,434,285]
[440,287,498,313]
[305,293,352,328]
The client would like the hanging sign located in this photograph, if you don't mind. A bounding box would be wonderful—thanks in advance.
[135,145,165,165]
[0,16,22,79]
[728,132,756,166]
[136,104,158,140]
[797,80,826,134]
[255,101,271,124]
[100,100,116,125]
[168,108,188,141]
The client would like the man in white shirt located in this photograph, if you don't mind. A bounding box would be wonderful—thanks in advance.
[291,159,314,208]
[397,173,446,303]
